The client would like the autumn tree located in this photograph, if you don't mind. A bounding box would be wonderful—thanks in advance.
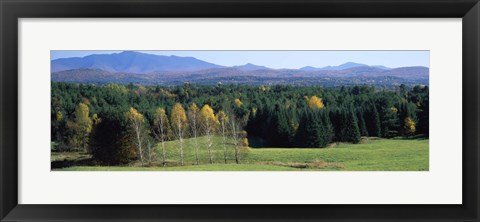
[199,104,218,164]
[153,108,170,166]
[230,114,248,164]
[90,109,137,164]
[217,110,229,164]
[404,117,416,135]
[92,114,102,126]
[171,103,188,166]
[234,98,243,108]
[66,102,93,152]
[307,96,325,110]
[188,103,200,165]
[126,107,151,166]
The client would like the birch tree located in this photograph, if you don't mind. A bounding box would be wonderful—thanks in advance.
[170,103,188,166]
[126,107,147,166]
[66,102,93,152]
[153,107,170,166]
[216,110,229,164]
[188,103,200,165]
[230,114,241,164]
[199,104,218,164]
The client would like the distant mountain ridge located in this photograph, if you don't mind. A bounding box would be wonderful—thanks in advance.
[51,51,225,73]
[232,63,270,71]
[300,62,392,71]
[51,51,429,87]
[52,51,401,73]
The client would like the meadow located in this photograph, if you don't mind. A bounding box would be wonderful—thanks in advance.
[52,137,429,171]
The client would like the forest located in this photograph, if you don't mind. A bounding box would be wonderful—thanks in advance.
[51,82,429,169]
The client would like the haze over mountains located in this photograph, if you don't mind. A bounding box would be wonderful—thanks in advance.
[51,51,429,87]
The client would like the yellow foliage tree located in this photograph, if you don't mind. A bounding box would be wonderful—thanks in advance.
[153,107,170,166]
[56,111,64,122]
[199,104,218,126]
[92,113,101,125]
[199,104,218,163]
[170,103,188,165]
[105,83,128,94]
[188,103,200,165]
[234,98,243,107]
[126,107,148,165]
[251,107,258,117]
[66,102,93,152]
[216,110,229,164]
[242,138,249,147]
[404,117,416,135]
[307,96,325,109]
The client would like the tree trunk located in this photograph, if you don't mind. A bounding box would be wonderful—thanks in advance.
[193,120,199,165]
[159,119,167,167]
[231,119,240,164]
[206,120,213,164]
[222,120,227,164]
[177,119,184,166]
[135,124,144,166]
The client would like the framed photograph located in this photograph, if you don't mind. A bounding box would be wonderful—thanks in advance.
[1,0,479,221]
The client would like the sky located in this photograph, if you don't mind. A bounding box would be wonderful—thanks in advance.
[51,50,429,69]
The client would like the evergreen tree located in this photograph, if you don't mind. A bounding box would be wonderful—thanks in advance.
[357,109,368,137]
[364,103,381,137]
[295,110,329,148]
[417,96,429,137]
[341,107,361,144]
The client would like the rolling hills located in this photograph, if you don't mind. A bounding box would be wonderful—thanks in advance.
[51,51,429,86]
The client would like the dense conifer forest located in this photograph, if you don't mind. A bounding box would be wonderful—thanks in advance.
[51,82,428,166]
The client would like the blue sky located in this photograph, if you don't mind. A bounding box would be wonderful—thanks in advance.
[51,50,429,69]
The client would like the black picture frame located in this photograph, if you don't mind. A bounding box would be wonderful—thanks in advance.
[1,0,479,221]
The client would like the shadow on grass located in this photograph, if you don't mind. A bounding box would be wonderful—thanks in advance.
[247,136,268,148]
[391,134,429,140]
[51,153,98,169]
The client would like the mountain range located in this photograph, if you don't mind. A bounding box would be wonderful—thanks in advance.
[51,51,429,87]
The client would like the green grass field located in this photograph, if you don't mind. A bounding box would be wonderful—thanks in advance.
[53,136,429,171]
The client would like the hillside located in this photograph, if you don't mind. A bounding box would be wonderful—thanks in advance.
[51,51,224,73]
[53,137,429,171]
[51,51,429,86]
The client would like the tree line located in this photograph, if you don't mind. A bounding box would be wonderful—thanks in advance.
[51,82,428,165]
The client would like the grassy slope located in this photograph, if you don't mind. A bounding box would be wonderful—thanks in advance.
[55,137,429,171]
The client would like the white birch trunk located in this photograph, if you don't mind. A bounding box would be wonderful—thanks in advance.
[221,119,227,164]
[177,118,184,166]
[192,117,199,165]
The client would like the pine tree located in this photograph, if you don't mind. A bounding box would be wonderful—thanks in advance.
[357,110,368,137]
[371,104,382,137]
[342,107,361,144]
[319,110,333,145]
[417,96,429,137]
[294,110,329,148]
